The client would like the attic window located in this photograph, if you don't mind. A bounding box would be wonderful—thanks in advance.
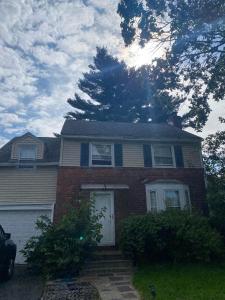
[18,144,37,160]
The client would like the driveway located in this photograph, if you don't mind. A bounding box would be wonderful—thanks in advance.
[0,265,44,300]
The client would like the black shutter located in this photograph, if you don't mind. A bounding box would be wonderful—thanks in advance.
[80,143,89,166]
[174,145,184,168]
[143,144,152,167]
[114,144,123,167]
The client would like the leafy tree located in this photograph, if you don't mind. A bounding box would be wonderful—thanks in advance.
[203,126,225,237]
[67,47,190,125]
[67,47,146,122]
[118,0,225,130]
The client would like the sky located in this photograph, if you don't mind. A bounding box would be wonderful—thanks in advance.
[0,0,224,147]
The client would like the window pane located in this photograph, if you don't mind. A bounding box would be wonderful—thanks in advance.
[165,190,180,209]
[155,146,172,157]
[154,146,173,166]
[92,144,112,165]
[150,191,157,212]
[19,145,36,160]
[155,156,173,165]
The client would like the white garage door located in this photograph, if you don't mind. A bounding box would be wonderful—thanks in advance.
[0,206,53,264]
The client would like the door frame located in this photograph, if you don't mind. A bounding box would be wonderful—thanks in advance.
[91,190,115,246]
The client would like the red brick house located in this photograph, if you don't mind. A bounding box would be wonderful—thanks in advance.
[55,120,206,246]
[0,120,206,257]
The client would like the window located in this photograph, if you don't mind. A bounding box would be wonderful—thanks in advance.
[18,144,37,160]
[150,190,157,212]
[153,145,174,167]
[165,190,180,209]
[91,143,113,166]
[146,183,190,212]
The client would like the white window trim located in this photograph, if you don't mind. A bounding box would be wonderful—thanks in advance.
[18,144,37,160]
[147,189,158,212]
[89,142,115,167]
[151,144,176,168]
[146,183,191,212]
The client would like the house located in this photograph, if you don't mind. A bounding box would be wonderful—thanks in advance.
[0,120,206,262]
[54,120,206,247]
[0,133,60,263]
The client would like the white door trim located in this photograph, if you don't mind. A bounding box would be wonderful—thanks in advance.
[91,191,115,246]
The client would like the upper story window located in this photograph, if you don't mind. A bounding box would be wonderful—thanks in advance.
[146,183,191,212]
[152,145,175,167]
[18,144,37,160]
[91,143,114,166]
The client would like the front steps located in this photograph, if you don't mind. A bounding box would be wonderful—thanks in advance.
[80,250,133,277]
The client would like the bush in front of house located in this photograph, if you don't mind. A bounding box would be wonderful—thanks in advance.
[21,199,103,279]
[119,210,224,263]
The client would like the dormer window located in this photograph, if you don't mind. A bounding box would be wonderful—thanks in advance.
[18,144,37,160]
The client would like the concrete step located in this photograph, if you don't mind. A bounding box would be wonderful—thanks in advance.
[85,259,132,268]
[81,249,133,276]
[80,266,132,276]
[92,250,124,260]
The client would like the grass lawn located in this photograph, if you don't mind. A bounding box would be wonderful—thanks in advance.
[133,263,225,300]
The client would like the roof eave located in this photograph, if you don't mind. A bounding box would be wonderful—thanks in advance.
[61,134,202,142]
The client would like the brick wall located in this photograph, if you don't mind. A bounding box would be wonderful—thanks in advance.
[54,167,207,241]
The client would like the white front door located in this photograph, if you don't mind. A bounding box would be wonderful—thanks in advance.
[92,191,115,246]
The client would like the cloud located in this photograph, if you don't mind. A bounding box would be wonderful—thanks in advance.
[0,0,224,147]
[32,46,69,66]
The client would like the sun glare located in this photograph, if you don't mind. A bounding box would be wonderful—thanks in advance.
[120,42,166,68]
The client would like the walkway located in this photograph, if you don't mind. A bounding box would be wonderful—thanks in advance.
[81,272,140,300]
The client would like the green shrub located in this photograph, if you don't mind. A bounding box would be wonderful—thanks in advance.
[119,211,224,263]
[21,199,103,279]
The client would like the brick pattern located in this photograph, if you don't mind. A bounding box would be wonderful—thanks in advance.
[55,167,207,242]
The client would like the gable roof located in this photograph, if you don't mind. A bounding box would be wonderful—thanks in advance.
[0,135,60,164]
[15,132,45,144]
[61,119,201,142]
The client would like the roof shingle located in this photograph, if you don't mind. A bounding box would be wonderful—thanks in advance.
[61,120,201,141]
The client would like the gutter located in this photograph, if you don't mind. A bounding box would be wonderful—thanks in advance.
[60,134,202,143]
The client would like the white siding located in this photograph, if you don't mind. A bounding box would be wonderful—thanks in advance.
[59,138,202,168]
[123,143,144,167]
[60,139,80,166]
[0,168,57,204]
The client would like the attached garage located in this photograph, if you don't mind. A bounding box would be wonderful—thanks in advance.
[0,134,60,264]
[0,204,54,264]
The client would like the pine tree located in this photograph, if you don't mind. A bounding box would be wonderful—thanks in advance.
[67,47,184,125]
